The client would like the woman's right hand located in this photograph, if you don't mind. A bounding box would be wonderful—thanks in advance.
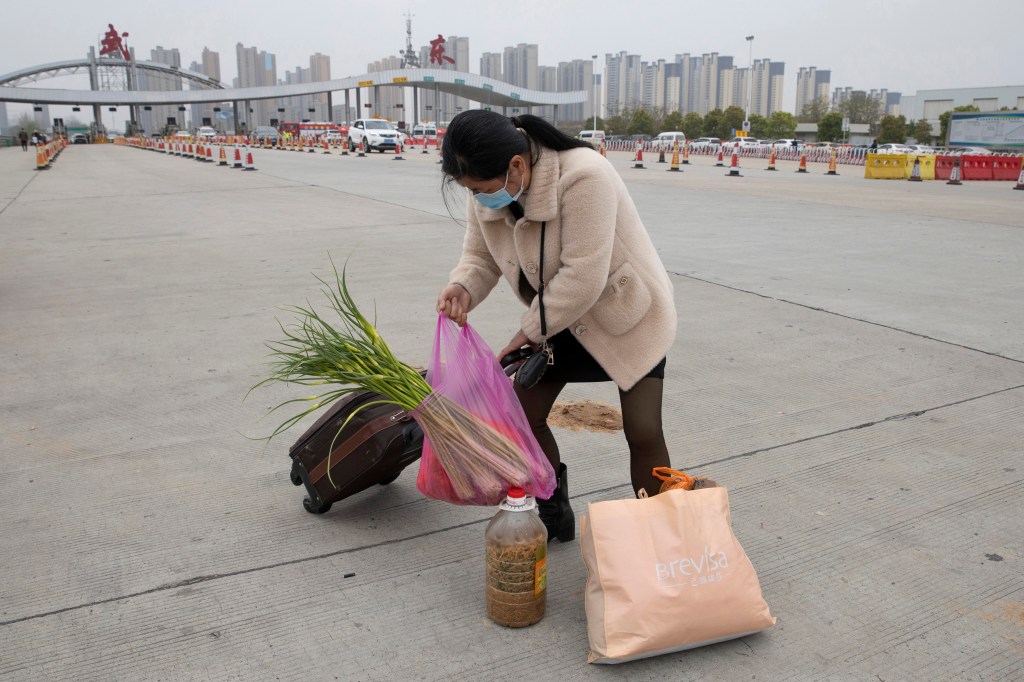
[436,283,471,326]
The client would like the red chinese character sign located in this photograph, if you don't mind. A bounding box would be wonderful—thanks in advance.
[100,24,130,60]
[429,35,455,65]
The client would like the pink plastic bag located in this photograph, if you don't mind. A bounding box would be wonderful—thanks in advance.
[412,315,556,506]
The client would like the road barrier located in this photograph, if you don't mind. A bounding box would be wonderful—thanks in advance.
[903,155,935,180]
[864,154,907,179]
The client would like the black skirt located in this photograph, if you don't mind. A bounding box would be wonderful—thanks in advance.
[539,328,666,385]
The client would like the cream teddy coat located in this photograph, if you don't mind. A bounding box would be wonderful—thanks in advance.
[448,145,677,391]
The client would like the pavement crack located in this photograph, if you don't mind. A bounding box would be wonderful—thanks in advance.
[0,171,39,216]
[668,270,1024,365]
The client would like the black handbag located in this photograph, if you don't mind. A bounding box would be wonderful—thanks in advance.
[506,221,553,390]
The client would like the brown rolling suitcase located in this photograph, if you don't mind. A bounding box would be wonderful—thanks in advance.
[288,389,423,514]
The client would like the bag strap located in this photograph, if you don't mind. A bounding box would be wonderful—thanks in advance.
[538,221,547,338]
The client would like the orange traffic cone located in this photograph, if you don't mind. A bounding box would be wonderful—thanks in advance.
[196,142,205,161]
[826,153,839,176]
[206,145,214,162]
[422,137,430,154]
[298,136,305,152]
[667,140,682,172]
[1013,162,1024,190]
[393,140,404,160]
[657,146,666,163]
[908,157,922,182]
[599,139,607,157]
[766,151,777,171]
[356,139,366,157]
[715,149,724,167]
[726,151,742,177]
[632,141,646,169]
[796,154,808,173]
[232,145,243,169]
[35,146,49,171]
[242,147,257,171]
[340,137,349,156]
[681,142,690,165]
[307,137,316,153]
[322,137,331,154]
[219,145,228,166]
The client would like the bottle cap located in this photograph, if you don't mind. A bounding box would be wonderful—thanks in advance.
[499,487,535,511]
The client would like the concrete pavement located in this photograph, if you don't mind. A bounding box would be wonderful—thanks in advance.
[0,143,1021,681]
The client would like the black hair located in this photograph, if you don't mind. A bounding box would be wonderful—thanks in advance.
[441,110,592,182]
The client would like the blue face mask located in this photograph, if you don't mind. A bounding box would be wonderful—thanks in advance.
[474,169,524,209]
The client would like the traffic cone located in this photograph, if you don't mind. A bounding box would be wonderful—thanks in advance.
[667,140,682,172]
[206,145,214,162]
[218,145,228,166]
[356,139,366,157]
[340,137,349,156]
[196,143,205,161]
[826,153,839,176]
[35,146,48,170]
[322,137,331,154]
[657,146,666,163]
[766,151,777,171]
[682,143,690,165]
[1014,162,1024,190]
[599,139,607,157]
[232,145,243,169]
[632,142,645,169]
[243,147,257,171]
[726,151,742,177]
[908,157,922,182]
[298,136,305,152]
[796,154,808,173]
[715,149,724,167]
[946,159,962,185]
[422,137,430,154]
[307,137,316,153]
[393,139,404,160]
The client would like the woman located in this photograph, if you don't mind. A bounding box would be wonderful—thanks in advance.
[436,111,677,542]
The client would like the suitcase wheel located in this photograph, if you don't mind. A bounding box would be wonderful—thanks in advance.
[379,472,401,486]
[302,496,332,515]
[290,470,303,486]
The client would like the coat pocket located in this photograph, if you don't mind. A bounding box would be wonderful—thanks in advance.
[589,262,652,336]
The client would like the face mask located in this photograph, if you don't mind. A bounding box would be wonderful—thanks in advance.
[474,168,524,209]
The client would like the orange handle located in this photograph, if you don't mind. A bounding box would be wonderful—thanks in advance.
[652,467,694,491]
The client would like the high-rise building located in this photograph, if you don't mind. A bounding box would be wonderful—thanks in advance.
[139,46,181,133]
[537,65,558,120]
[309,52,331,120]
[281,66,310,123]
[0,102,9,134]
[831,86,854,111]
[740,59,785,117]
[504,44,538,91]
[795,67,830,116]
[367,56,404,123]
[557,59,594,123]
[605,52,643,115]
[236,43,277,128]
[480,52,502,81]
[190,47,221,130]
[693,53,733,115]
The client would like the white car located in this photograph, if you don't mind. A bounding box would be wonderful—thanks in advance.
[196,126,217,139]
[690,137,721,149]
[347,119,401,153]
[875,143,912,154]
[722,136,761,151]
[651,132,687,150]
[770,139,802,151]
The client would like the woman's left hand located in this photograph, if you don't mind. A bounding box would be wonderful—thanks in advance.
[497,329,537,363]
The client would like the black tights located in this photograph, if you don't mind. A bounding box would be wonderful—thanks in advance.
[514,378,671,498]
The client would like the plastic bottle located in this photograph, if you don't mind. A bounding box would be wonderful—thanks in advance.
[484,487,548,627]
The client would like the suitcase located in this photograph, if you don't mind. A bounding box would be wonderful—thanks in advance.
[288,388,424,514]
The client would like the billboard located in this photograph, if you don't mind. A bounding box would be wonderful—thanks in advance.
[949,112,1024,149]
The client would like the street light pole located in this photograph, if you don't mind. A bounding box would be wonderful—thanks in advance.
[592,55,598,132]
[745,35,755,128]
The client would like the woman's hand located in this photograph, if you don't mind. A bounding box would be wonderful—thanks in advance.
[436,283,471,326]
[497,329,538,364]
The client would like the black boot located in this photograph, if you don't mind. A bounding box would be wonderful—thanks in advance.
[537,463,575,543]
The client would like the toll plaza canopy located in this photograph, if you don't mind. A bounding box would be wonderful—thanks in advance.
[0,65,585,109]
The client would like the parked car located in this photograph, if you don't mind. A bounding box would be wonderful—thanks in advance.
[71,133,89,144]
[195,126,217,139]
[347,118,401,153]
[651,132,686,150]
[770,139,802,151]
[690,137,721,149]
[722,136,761,151]
[906,145,935,154]
[875,143,912,154]
[949,146,993,155]
[578,129,606,147]
[254,126,279,143]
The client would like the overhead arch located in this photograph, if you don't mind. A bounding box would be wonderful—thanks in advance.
[0,66,583,109]
[0,58,223,90]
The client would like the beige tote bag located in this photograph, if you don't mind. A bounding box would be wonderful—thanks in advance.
[580,487,775,664]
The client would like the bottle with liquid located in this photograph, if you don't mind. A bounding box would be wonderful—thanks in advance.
[484,487,548,627]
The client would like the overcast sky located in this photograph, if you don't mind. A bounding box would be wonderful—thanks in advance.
[3,0,1023,119]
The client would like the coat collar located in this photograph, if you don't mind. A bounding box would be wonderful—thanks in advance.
[472,147,560,226]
